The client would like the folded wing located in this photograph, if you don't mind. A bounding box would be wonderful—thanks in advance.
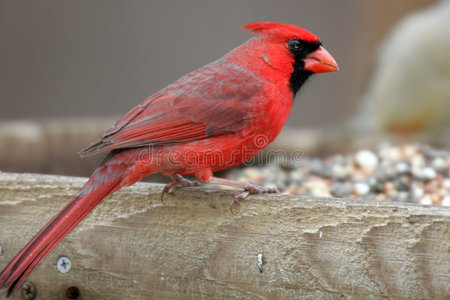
[79,78,260,157]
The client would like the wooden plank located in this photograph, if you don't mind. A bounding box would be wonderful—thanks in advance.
[0,172,449,299]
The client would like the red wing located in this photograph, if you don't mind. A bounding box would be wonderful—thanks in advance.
[79,93,251,157]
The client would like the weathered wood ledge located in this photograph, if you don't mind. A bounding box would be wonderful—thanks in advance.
[0,172,449,299]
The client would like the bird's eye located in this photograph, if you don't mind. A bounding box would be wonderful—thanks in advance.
[288,39,303,52]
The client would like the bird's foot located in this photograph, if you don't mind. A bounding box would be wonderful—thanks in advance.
[230,183,279,213]
[201,174,279,213]
[160,174,202,204]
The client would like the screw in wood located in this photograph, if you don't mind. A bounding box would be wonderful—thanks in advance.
[57,256,72,274]
[21,282,36,300]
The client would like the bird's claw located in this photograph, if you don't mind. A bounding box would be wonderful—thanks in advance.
[160,175,202,204]
[230,191,250,214]
[230,184,279,213]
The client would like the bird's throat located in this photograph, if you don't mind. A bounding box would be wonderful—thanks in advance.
[289,62,314,96]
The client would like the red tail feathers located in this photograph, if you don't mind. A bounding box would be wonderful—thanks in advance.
[0,153,132,297]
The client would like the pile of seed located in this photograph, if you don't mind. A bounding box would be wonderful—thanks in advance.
[227,143,450,206]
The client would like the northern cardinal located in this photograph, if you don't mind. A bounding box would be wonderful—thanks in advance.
[0,22,337,297]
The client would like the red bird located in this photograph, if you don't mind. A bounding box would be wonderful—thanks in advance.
[0,22,337,297]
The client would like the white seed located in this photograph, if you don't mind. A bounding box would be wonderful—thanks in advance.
[431,157,448,172]
[331,164,350,179]
[355,150,378,173]
[412,185,424,198]
[422,167,437,179]
[441,196,450,206]
[410,154,426,167]
[420,196,433,205]
[395,161,409,173]
[442,178,450,189]
[413,167,436,180]
[354,182,370,196]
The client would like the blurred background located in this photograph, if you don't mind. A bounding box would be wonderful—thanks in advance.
[0,0,449,178]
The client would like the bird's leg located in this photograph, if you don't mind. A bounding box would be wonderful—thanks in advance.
[204,176,279,213]
[160,174,202,204]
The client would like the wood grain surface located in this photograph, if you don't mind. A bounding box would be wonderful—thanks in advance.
[0,172,449,299]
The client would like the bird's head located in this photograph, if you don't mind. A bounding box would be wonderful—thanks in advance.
[243,22,338,95]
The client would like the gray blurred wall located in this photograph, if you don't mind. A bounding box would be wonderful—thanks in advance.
[0,0,435,128]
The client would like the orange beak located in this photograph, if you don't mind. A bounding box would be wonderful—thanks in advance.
[304,46,338,73]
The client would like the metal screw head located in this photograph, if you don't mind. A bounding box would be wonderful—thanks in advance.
[57,256,72,274]
[21,281,36,300]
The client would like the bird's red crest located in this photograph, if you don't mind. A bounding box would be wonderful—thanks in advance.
[242,22,319,43]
